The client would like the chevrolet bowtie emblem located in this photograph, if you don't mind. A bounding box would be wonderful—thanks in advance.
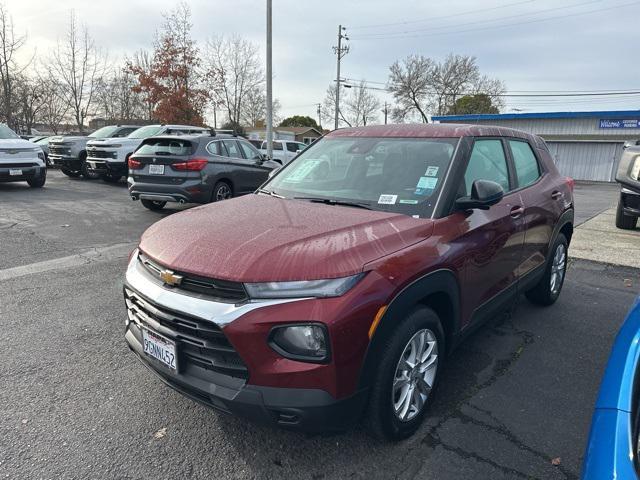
[160,269,183,286]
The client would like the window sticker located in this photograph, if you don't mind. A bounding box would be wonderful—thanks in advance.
[412,215,420,219]
[415,176,438,196]
[378,194,398,205]
[399,199,419,204]
[425,166,439,177]
[286,160,320,182]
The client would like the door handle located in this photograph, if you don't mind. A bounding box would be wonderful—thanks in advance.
[551,191,563,200]
[510,206,524,218]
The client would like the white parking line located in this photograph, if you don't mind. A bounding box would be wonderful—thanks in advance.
[0,243,135,282]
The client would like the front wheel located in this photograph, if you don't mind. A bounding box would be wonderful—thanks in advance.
[525,233,568,306]
[365,306,444,441]
[615,197,637,230]
[27,169,46,188]
[61,168,81,178]
[80,155,99,180]
[101,172,122,183]
[141,199,166,211]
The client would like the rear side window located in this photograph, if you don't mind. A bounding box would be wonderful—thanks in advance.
[286,142,299,153]
[223,140,241,158]
[462,139,510,196]
[136,138,193,156]
[114,127,137,137]
[260,141,283,151]
[509,140,541,188]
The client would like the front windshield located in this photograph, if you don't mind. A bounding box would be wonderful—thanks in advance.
[265,136,458,217]
[89,126,120,138]
[128,125,163,139]
[0,124,19,139]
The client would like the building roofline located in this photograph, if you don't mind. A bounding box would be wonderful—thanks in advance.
[432,110,640,121]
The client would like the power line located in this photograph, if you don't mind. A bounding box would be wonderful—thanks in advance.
[349,0,535,30]
[350,1,640,40]
[353,0,600,38]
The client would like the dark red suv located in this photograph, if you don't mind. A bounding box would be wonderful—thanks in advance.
[124,124,574,440]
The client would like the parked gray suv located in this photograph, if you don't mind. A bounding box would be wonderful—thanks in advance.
[128,134,280,211]
[615,145,640,229]
[48,125,140,179]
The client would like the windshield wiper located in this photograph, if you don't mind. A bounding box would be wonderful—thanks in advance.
[293,196,373,210]
[257,188,285,198]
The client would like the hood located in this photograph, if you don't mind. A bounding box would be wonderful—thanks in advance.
[87,137,141,147]
[49,135,88,144]
[139,195,434,282]
[0,138,39,149]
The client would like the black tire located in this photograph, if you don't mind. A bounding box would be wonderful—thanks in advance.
[365,306,444,441]
[141,199,166,211]
[27,169,46,188]
[101,172,122,183]
[211,181,233,202]
[615,198,637,230]
[525,233,568,306]
[61,168,81,178]
[80,153,99,179]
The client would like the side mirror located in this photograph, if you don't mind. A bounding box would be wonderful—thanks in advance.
[455,179,504,211]
[261,153,271,162]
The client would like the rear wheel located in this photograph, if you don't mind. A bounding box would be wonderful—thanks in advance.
[27,169,46,188]
[615,197,637,230]
[211,181,232,202]
[61,168,80,178]
[365,306,444,441]
[141,199,166,211]
[525,233,568,306]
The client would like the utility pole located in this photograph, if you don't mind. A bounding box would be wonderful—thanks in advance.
[332,25,349,131]
[316,103,322,130]
[382,102,389,125]
[266,0,273,159]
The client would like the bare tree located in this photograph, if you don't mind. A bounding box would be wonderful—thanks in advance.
[388,53,506,120]
[49,12,106,133]
[0,4,27,130]
[38,78,69,134]
[96,67,147,121]
[128,49,155,120]
[322,82,380,128]
[14,74,46,134]
[388,55,435,123]
[345,81,380,126]
[204,35,264,126]
[241,85,281,127]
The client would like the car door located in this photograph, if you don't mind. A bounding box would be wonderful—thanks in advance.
[221,139,255,194]
[237,140,273,188]
[453,138,525,327]
[506,139,556,279]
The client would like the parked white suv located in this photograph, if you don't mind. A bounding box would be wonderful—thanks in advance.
[86,124,209,183]
[0,124,47,188]
[259,140,308,165]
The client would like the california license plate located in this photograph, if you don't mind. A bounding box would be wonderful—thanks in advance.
[9,169,22,176]
[142,328,177,371]
[149,164,164,175]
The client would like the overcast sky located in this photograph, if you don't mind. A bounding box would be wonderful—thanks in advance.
[6,0,640,124]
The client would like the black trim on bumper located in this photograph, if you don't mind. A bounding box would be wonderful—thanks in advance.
[621,190,640,217]
[50,156,81,171]
[87,159,126,176]
[0,165,44,182]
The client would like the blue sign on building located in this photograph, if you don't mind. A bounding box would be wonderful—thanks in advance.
[599,119,640,129]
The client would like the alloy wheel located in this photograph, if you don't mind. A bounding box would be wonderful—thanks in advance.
[216,184,232,201]
[392,329,438,422]
[550,243,566,294]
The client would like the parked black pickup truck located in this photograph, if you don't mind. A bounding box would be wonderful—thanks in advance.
[615,145,640,229]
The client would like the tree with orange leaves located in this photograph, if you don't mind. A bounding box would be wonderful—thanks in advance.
[128,2,208,126]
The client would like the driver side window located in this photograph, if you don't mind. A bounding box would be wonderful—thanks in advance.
[462,139,510,196]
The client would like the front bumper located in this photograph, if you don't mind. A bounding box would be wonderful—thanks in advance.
[621,188,640,217]
[86,159,126,176]
[50,155,81,171]
[0,163,45,182]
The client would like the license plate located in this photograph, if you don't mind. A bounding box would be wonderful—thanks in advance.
[142,328,177,371]
[9,169,22,176]
[149,164,164,175]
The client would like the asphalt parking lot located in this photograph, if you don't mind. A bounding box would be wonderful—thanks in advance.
[1,172,638,480]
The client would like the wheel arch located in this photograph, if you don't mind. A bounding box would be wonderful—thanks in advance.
[357,269,461,390]
[552,208,574,248]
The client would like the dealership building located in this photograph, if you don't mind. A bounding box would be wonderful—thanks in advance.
[432,110,640,182]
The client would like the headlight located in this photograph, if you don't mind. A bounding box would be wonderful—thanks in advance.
[37,151,45,161]
[245,273,364,299]
[269,323,329,362]
[631,156,640,181]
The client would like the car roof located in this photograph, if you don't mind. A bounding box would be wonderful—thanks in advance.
[327,123,541,143]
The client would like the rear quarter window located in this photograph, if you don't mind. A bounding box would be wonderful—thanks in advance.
[509,140,541,188]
